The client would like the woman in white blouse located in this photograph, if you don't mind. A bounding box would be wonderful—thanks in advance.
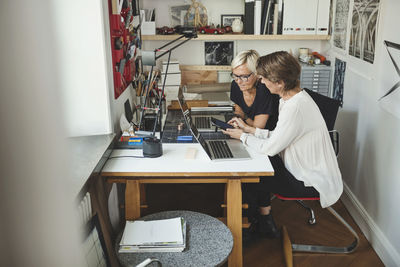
[223,51,343,239]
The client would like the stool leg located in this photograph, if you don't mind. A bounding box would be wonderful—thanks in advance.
[296,200,316,225]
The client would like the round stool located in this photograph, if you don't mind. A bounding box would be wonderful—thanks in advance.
[116,210,233,267]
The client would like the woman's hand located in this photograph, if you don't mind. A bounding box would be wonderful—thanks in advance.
[228,117,256,134]
[222,128,244,140]
[228,117,247,129]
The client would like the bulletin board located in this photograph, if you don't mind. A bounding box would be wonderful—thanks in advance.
[108,0,141,99]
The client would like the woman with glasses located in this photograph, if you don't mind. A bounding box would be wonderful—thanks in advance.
[224,51,343,241]
[230,50,279,130]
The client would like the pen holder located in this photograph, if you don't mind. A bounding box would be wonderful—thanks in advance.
[142,137,163,158]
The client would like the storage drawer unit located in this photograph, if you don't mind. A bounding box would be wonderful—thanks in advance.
[300,64,332,96]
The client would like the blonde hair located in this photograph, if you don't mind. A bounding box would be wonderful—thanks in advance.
[231,50,260,73]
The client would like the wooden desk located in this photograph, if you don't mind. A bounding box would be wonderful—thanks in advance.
[102,143,274,267]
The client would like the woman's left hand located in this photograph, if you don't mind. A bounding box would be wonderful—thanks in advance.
[222,128,244,140]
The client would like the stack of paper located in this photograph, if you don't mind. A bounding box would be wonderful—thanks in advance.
[160,60,181,105]
[119,217,186,253]
[161,60,181,86]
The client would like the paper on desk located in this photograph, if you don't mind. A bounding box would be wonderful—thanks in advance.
[120,217,183,246]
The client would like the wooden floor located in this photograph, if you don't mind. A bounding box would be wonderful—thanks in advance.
[143,184,384,267]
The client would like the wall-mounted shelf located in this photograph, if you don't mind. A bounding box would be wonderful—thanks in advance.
[142,34,330,41]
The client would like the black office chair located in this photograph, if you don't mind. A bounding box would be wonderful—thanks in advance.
[276,89,359,267]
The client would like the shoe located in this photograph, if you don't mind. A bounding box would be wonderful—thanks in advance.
[257,213,280,238]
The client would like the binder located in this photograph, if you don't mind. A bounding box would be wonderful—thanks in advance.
[266,1,274,34]
[260,0,270,35]
[282,0,318,35]
[244,0,255,34]
[254,0,262,35]
[276,0,283,34]
[273,3,279,35]
[316,0,330,35]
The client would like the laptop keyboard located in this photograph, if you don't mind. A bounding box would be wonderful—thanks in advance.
[195,116,211,129]
[208,140,233,159]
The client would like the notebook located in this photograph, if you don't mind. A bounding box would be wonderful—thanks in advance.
[177,88,225,132]
[178,91,251,161]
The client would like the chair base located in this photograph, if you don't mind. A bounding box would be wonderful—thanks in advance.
[284,206,359,255]
[292,206,359,253]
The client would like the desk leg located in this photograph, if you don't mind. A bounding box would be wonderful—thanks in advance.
[125,180,141,220]
[227,179,242,267]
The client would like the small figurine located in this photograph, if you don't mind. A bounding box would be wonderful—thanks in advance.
[198,26,225,34]
[185,0,208,27]
[231,18,243,33]
[156,26,175,35]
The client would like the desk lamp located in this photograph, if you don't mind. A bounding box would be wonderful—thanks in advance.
[140,28,197,158]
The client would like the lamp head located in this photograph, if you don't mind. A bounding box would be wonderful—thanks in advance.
[181,27,198,38]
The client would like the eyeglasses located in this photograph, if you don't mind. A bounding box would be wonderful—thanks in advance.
[230,72,253,82]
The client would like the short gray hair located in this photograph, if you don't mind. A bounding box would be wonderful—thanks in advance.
[231,50,260,73]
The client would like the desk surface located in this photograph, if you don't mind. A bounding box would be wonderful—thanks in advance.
[102,143,273,177]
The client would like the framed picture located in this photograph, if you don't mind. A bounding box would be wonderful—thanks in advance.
[205,41,234,66]
[221,14,243,27]
[169,4,191,26]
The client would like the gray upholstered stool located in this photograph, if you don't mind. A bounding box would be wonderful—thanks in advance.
[116,210,233,267]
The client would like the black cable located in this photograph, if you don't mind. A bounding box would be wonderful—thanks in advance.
[108,155,145,159]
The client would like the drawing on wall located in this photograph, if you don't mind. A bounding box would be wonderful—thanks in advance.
[333,0,350,50]
[349,0,380,63]
[333,58,346,107]
[379,41,400,100]
[169,4,191,26]
[204,42,234,65]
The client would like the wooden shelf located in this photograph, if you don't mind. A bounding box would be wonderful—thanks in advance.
[142,34,330,41]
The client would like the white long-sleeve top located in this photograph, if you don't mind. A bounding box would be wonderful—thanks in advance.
[240,90,343,208]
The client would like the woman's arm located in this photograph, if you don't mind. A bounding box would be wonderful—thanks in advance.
[241,105,302,156]
[252,114,269,128]
[234,105,269,128]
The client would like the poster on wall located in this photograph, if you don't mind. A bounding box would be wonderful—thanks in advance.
[333,0,350,50]
[204,41,234,65]
[379,40,400,118]
[169,4,190,26]
[333,58,346,107]
[349,0,380,63]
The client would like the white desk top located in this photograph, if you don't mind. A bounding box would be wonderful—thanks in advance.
[101,143,274,177]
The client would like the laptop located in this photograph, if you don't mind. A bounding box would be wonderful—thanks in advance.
[177,88,225,132]
[178,91,251,161]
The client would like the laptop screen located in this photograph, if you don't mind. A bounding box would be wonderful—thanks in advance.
[124,99,135,123]
[177,88,212,158]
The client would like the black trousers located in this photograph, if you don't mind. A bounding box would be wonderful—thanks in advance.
[242,155,319,221]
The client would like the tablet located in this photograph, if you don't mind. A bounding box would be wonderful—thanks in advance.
[211,117,234,130]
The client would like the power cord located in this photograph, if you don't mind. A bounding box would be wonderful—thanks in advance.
[108,155,145,159]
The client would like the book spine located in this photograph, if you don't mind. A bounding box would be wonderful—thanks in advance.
[263,1,272,34]
[244,1,255,34]
[254,0,262,35]
[273,3,279,35]
[260,0,270,35]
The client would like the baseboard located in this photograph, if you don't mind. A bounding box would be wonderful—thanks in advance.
[342,182,400,267]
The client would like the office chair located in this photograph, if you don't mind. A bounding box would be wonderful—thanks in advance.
[277,89,359,267]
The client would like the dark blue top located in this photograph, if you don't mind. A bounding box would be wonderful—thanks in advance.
[230,81,279,130]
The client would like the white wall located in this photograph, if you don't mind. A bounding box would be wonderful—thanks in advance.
[0,1,85,266]
[54,0,113,137]
[327,0,400,265]
[54,0,136,137]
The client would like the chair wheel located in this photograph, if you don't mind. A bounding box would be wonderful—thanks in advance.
[308,218,316,225]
